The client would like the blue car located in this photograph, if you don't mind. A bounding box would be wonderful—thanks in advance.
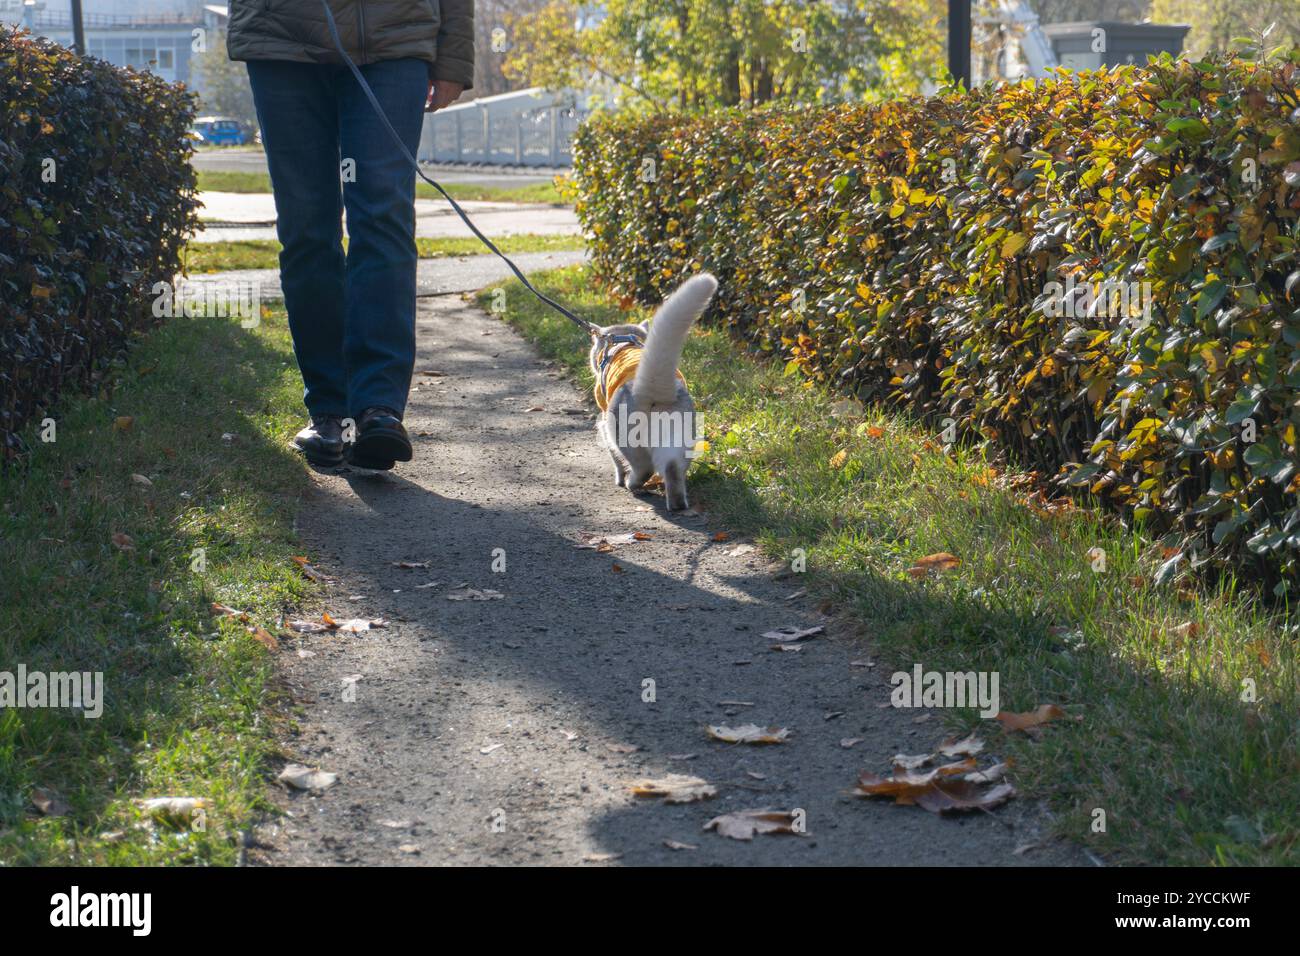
[191,117,249,146]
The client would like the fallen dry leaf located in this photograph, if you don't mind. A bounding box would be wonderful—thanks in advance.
[291,555,327,581]
[663,840,698,851]
[704,809,804,841]
[137,796,209,826]
[891,753,934,770]
[392,560,430,569]
[130,473,152,488]
[581,852,623,863]
[760,624,824,643]
[938,732,985,758]
[711,532,730,542]
[706,724,791,745]
[996,704,1067,733]
[606,742,640,754]
[113,416,133,432]
[840,738,864,749]
[277,764,337,791]
[628,774,717,804]
[446,588,503,601]
[250,626,279,652]
[914,780,1015,814]
[907,552,960,578]
[111,532,135,552]
[32,788,70,817]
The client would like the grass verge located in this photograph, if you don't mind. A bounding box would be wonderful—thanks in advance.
[196,168,566,204]
[480,264,1300,867]
[183,234,584,273]
[0,306,310,864]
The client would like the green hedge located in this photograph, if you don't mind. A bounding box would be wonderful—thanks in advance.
[573,54,1300,587]
[0,26,197,460]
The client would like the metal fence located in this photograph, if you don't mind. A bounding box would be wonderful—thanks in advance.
[419,87,590,167]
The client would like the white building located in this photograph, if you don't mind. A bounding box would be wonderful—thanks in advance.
[1,0,225,91]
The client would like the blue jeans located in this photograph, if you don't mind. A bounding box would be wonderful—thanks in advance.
[246,58,427,420]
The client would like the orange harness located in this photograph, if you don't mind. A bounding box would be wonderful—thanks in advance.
[593,342,686,412]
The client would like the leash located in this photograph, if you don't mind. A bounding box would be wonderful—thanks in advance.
[317,0,597,335]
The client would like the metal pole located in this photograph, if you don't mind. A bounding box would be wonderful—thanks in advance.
[70,0,86,55]
[948,0,971,87]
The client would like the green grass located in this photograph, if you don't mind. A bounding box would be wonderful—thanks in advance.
[183,234,584,274]
[480,265,1300,867]
[196,168,567,204]
[0,306,312,864]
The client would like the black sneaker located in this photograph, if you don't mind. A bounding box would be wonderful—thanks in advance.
[347,406,413,471]
[291,415,346,467]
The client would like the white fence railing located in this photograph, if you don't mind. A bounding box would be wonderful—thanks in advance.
[419,87,590,168]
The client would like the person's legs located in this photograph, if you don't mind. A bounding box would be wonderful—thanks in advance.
[246,60,348,420]
[334,57,428,421]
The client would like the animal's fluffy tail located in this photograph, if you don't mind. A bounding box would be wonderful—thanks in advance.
[633,273,718,402]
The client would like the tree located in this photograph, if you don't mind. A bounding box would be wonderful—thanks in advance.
[503,0,954,112]
[192,32,256,127]
[1149,0,1299,56]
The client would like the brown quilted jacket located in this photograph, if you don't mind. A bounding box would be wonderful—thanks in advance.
[227,0,475,88]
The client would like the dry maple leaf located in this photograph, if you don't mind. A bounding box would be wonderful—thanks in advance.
[760,624,824,643]
[137,796,209,826]
[938,732,985,757]
[711,532,730,542]
[446,588,503,601]
[706,724,791,744]
[112,416,133,432]
[250,627,279,652]
[907,552,960,578]
[704,809,804,841]
[996,704,1066,733]
[913,780,1015,814]
[291,555,327,581]
[855,758,977,803]
[32,787,70,817]
[111,532,135,552]
[891,752,935,770]
[628,774,718,804]
[277,764,337,791]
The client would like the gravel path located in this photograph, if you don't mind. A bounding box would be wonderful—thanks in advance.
[250,291,1085,867]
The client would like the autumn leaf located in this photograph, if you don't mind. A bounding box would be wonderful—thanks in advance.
[760,624,823,643]
[32,787,70,817]
[711,532,730,542]
[277,764,338,791]
[291,555,327,581]
[937,732,984,758]
[907,552,960,578]
[628,774,718,804]
[112,416,133,432]
[703,809,805,841]
[111,532,135,552]
[996,704,1067,733]
[914,780,1015,814]
[706,724,790,744]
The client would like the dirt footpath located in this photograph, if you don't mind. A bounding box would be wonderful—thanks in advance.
[249,292,1086,867]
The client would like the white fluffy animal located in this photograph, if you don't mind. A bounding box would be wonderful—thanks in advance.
[588,274,718,511]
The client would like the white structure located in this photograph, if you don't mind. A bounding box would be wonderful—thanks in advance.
[420,87,596,168]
